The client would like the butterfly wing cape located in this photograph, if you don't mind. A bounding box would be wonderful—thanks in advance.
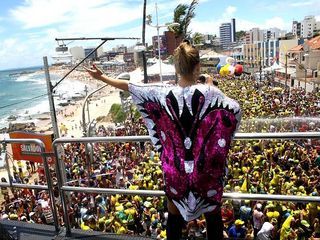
[129,83,241,221]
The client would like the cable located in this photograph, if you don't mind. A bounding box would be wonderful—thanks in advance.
[0,93,47,110]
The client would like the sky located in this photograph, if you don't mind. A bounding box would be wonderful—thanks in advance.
[0,0,319,70]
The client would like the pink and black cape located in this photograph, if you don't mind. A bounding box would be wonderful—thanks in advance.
[129,83,241,221]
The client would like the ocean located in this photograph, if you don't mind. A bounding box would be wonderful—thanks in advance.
[0,66,90,129]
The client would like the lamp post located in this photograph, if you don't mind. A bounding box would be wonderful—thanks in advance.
[285,53,288,88]
[148,3,180,83]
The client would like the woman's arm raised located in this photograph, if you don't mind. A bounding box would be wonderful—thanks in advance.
[85,64,129,91]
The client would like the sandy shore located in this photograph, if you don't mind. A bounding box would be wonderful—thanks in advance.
[33,66,122,137]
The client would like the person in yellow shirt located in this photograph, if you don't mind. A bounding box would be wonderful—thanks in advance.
[80,215,92,231]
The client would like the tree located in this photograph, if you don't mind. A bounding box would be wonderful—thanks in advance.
[168,0,199,41]
[109,103,126,123]
[236,30,246,42]
[192,32,203,45]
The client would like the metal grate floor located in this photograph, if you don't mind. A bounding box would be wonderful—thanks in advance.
[0,220,155,240]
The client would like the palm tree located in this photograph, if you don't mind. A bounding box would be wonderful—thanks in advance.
[168,0,199,41]
[183,0,198,38]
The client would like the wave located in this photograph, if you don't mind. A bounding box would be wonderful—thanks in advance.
[15,74,45,85]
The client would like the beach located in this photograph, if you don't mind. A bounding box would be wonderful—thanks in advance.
[0,65,124,138]
[33,66,123,137]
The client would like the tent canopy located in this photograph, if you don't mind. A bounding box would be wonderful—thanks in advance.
[146,60,176,76]
[263,62,282,72]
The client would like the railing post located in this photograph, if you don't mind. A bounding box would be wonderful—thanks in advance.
[53,143,71,236]
[2,142,13,187]
[41,151,60,233]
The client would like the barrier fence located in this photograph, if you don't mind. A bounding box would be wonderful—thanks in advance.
[0,138,59,233]
[1,132,320,237]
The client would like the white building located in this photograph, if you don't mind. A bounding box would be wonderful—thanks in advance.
[249,28,264,43]
[263,28,287,41]
[69,46,85,62]
[301,16,320,38]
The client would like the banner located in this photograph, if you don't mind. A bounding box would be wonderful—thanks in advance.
[9,131,54,164]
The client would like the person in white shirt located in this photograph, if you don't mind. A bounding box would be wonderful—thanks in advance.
[253,203,264,237]
[257,218,277,240]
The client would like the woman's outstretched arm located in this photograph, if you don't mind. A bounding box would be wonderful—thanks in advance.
[85,64,129,91]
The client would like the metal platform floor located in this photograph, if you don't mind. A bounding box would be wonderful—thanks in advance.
[0,220,154,240]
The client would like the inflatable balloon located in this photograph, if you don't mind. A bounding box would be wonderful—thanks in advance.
[219,64,230,76]
[217,63,223,73]
[234,64,243,76]
[226,57,235,65]
[229,65,235,75]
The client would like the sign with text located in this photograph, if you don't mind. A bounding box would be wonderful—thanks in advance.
[9,131,54,164]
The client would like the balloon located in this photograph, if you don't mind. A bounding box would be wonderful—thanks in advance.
[226,57,235,65]
[219,64,230,76]
[229,65,235,75]
[217,64,223,73]
[234,64,243,76]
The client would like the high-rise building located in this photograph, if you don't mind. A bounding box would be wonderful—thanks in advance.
[219,19,236,50]
[292,21,301,37]
[249,28,264,43]
[292,16,320,38]
[231,18,236,42]
[263,28,287,41]
[301,16,319,38]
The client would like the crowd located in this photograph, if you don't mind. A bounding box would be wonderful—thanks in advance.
[0,76,320,239]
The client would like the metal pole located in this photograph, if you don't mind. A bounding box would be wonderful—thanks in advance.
[156,3,163,83]
[43,57,60,139]
[59,185,320,203]
[41,153,60,233]
[52,40,107,89]
[305,68,307,91]
[285,53,288,88]
[53,143,71,236]
[82,85,108,136]
[2,143,13,187]
[142,0,148,84]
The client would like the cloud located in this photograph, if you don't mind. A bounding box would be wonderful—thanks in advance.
[10,0,143,30]
[289,1,313,7]
[224,6,237,17]
[263,17,288,30]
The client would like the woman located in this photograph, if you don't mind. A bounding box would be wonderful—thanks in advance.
[86,40,241,239]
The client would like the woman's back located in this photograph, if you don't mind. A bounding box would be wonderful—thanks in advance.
[129,82,241,221]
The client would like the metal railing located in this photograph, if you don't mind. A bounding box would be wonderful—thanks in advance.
[0,138,60,233]
[52,131,320,236]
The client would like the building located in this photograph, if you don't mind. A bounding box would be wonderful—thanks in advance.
[151,31,183,59]
[84,46,104,60]
[219,19,236,50]
[278,39,300,67]
[152,35,167,59]
[248,28,264,44]
[287,36,320,86]
[263,28,286,41]
[292,21,301,37]
[231,45,244,63]
[164,31,183,56]
[243,39,279,71]
[292,16,320,38]
[69,46,85,62]
[203,34,216,44]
